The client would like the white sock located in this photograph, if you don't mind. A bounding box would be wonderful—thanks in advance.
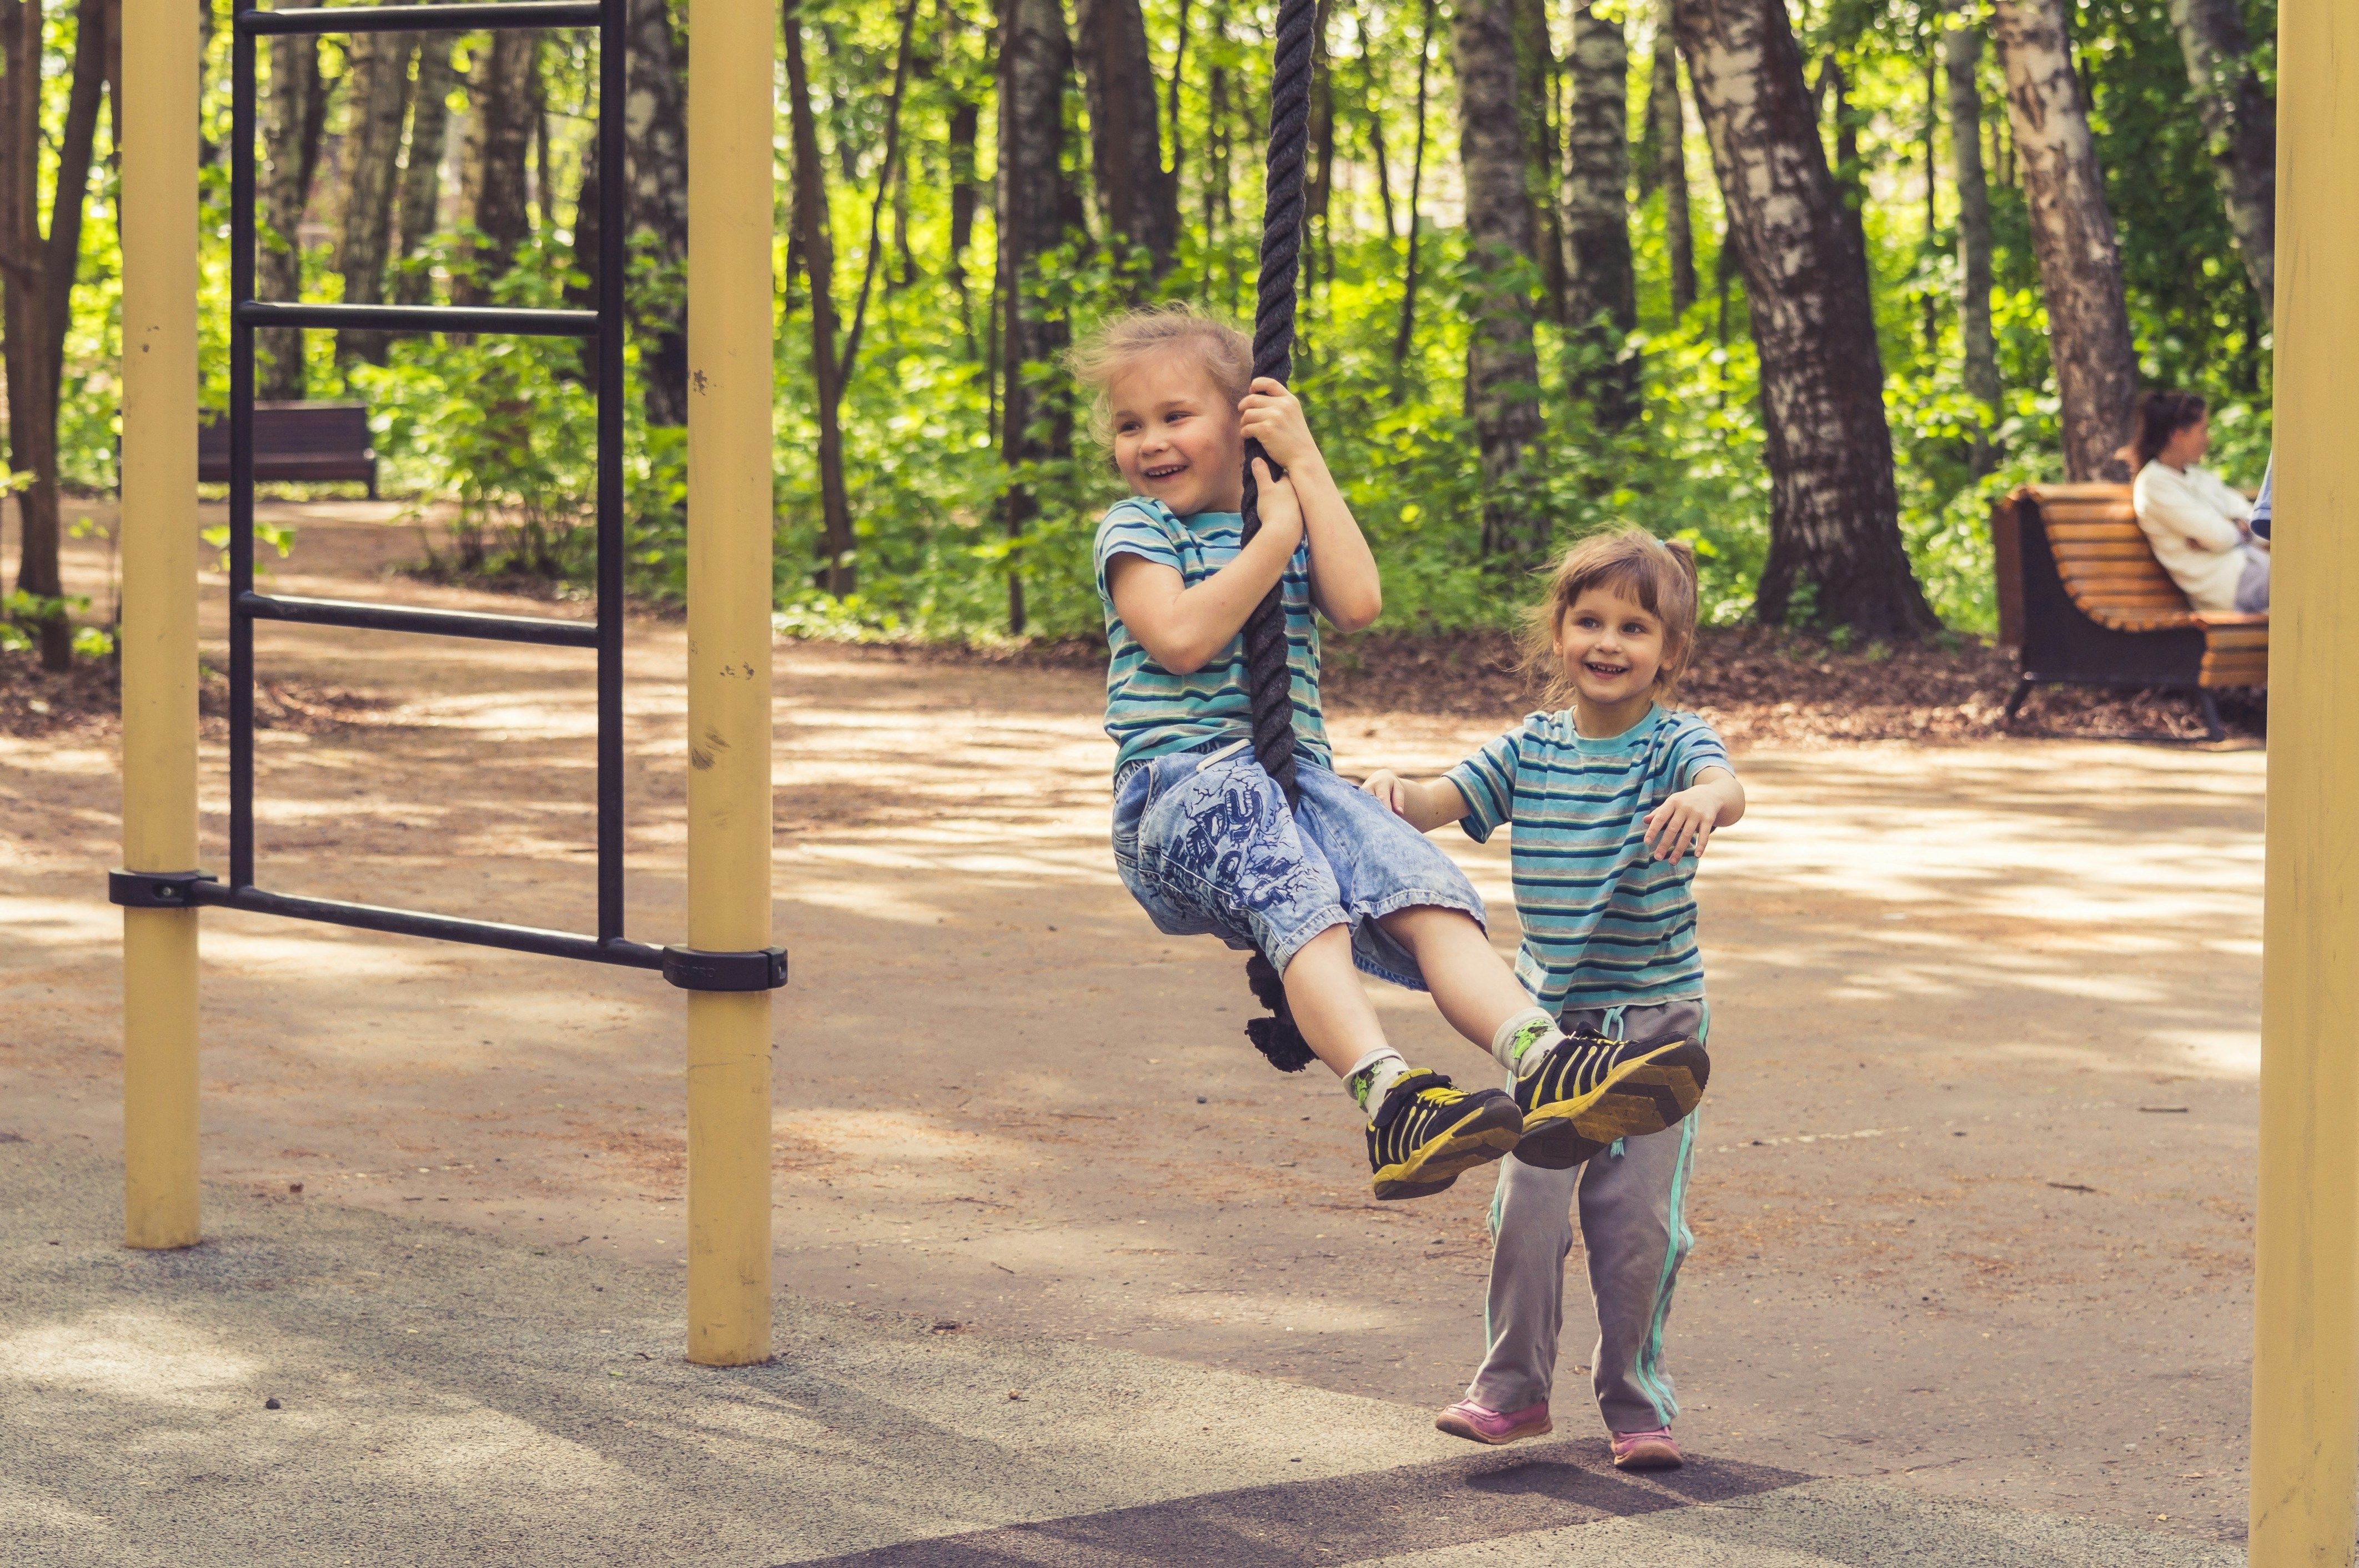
[1345,1048,1410,1114]
[1491,1007,1563,1077]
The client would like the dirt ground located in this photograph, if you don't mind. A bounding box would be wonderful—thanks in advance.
[1,502,2262,1548]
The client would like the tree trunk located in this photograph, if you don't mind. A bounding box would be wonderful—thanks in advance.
[1074,0,1177,277]
[1992,0,2139,482]
[1673,0,1934,637]
[1562,1,1637,425]
[455,31,536,305]
[623,0,689,425]
[0,0,110,670]
[391,31,456,305]
[1393,0,1434,368]
[1941,0,1999,472]
[1510,0,1564,323]
[2165,0,2275,313]
[1818,55,1868,268]
[337,32,413,364]
[784,0,854,597]
[1453,0,1546,564]
[1358,14,1394,243]
[997,0,1077,634]
[947,94,980,324]
[1647,0,1695,317]
[258,32,325,398]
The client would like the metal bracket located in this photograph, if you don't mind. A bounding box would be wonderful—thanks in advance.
[661,946,789,993]
[108,869,220,908]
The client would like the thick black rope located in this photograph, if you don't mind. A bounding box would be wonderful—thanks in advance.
[1239,0,1319,1074]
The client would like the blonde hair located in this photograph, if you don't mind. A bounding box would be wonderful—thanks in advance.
[1067,305,1254,448]
[1524,527,1702,705]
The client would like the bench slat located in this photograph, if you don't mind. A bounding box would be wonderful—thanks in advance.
[2046,520,2156,540]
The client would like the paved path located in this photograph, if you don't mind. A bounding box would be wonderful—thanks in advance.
[0,505,2264,1559]
[3,1143,2238,1565]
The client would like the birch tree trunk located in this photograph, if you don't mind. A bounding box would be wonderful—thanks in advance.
[0,0,110,669]
[2165,0,2275,313]
[1992,0,2139,482]
[258,32,327,398]
[454,32,536,306]
[1513,0,1565,320]
[623,0,689,424]
[1562,1,1637,425]
[998,0,1078,633]
[1941,0,1999,471]
[1647,0,1695,317]
[1453,0,1546,564]
[390,31,456,306]
[336,33,413,364]
[1075,0,1177,277]
[1673,0,1934,636]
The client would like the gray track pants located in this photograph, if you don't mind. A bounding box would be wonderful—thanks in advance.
[1465,997,1704,1435]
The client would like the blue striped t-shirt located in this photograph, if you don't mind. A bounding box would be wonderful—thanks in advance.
[1093,497,1332,775]
[1445,706,1733,1013]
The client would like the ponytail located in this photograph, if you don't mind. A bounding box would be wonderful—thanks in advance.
[2120,389,2207,472]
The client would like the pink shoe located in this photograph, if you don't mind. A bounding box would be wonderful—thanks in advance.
[1610,1425,1683,1470]
[1435,1398,1553,1446]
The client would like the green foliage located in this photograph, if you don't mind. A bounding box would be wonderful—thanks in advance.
[21,0,2281,656]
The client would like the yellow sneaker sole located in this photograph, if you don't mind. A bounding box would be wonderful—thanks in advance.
[1372,1101,1524,1201]
[1515,1039,1709,1170]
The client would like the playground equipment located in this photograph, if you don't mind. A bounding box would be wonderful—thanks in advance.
[116,0,782,1365]
[2249,2,2359,1555]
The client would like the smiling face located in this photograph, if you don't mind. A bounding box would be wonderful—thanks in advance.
[1554,583,1668,717]
[1108,350,1246,517]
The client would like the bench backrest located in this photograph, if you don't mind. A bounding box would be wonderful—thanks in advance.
[1995,483,2195,641]
[197,401,374,476]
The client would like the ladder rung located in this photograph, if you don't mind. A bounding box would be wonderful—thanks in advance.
[190,881,666,971]
[240,592,600,648]
[236,300,598,339]
[239,2,602,36]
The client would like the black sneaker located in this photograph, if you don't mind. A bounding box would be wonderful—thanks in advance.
[1511,1027,1710,1169]
[1366,1070,1523,1200]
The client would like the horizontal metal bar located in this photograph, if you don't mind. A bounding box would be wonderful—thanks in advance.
[190,882,667,971]
[239,591,599,648]
[239,3,600,36]
[234,300,598,338]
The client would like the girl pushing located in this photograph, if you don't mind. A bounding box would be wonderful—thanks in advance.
[1361,529,1744,1469]
[1073,306,1711,1202]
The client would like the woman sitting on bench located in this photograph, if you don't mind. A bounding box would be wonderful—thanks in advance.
[2125,389,2268,614]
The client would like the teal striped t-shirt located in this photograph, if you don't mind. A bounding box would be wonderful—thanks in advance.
[1445,706,1733,1013]
[1093,497,1332,775]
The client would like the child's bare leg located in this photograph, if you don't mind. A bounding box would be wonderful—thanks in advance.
[1376,906,1543,1055]
[1279,924,1394,1078]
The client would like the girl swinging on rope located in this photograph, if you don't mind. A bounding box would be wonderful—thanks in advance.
[1073,306,1712,1201]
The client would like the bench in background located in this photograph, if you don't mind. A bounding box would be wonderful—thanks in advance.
[198,401,377,497]
[1991,482,2266,741]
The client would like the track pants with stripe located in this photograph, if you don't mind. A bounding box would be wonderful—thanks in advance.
[1465,997,1704,1435]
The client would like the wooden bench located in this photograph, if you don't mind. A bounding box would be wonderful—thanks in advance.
[198,401,378,496]
[1992,482,2266,740]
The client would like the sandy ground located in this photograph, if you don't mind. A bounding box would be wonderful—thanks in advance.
[2,503,2263,1550]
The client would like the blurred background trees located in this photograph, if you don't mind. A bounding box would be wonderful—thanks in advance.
[1,0,2283,662]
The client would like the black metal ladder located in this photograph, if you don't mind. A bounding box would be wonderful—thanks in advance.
[111,0,784,995]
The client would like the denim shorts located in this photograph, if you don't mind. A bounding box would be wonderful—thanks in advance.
[1111,740,1487,989]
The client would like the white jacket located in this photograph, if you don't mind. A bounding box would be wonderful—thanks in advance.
[2132,462,2253,614]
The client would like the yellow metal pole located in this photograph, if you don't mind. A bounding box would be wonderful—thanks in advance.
[2250,1,2359,1556]
[683,0,776,1366]
[118,0,203,1251]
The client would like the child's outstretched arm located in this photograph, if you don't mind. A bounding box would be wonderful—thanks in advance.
[1359,770,1472,834]
[1107,458,1303,674]
[1643,766,1745,862]
[1239,378,1381,634]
